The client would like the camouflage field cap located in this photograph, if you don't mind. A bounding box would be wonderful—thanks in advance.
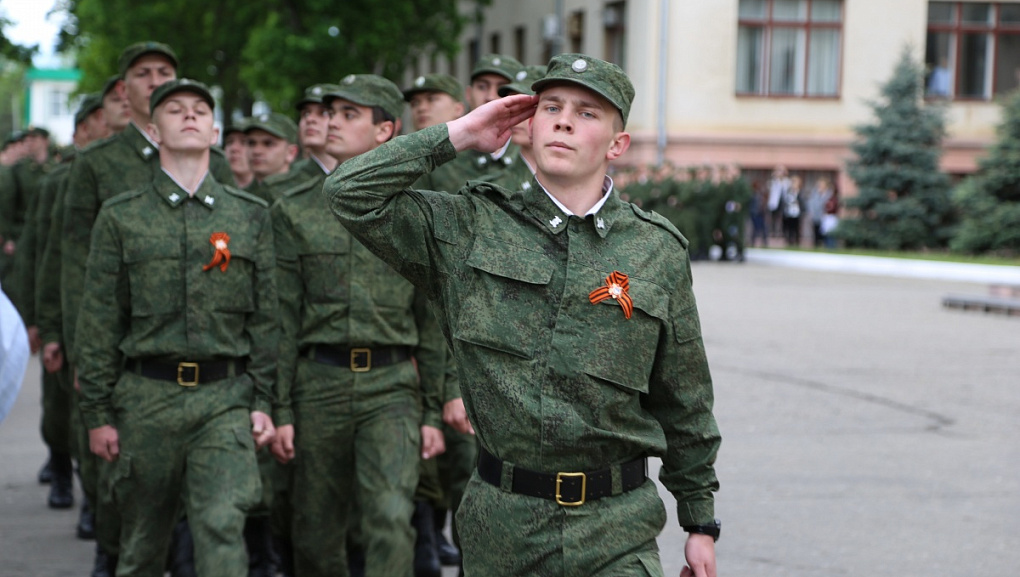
[471,53,524,82]
[245,112,299,144]
[323,74,405,120]
[222,117,251,138]
[497,65,548,97]
[149,78,215,116]
[4,130,26,147]
[101,75,122,98]
[74,93,104,126]
[532,53,635,127]
[295,83,340,110]
[403,74,464,102]
[27,126,51,138]
[118,41,179,75]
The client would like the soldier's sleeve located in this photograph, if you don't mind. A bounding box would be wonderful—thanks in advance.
[76,209,129,430]
[10,187,39,324]
[0,167,14,242]
[270,203,300,427]
[411,289,445,429]
[442,353,461,404]
[324,123,468,292]
[61,156,100,364]
[36,178,65,344]
[643,254,721,528]
[245,206,279,417]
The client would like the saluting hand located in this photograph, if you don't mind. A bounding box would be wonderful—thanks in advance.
[250,411,276,449]
[447,94,537,154]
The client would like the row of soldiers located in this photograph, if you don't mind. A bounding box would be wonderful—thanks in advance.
[1,40,549,577]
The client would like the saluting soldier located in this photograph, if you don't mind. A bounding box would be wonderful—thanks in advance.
[489,64,547,192]
[76,78,278,577]
[325,54,722,577]
[243,112,303,204]
[291,84,340,181]
[269,74,446,577]
[60,41,237,576]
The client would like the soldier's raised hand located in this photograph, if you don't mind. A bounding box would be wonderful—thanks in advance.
[447,94,536,154]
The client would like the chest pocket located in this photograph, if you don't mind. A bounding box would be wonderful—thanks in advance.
[206,236,256,313]
[299,234,351,304]
[123,236,182,316]
[577,275,669,395]
[454,235,553,359]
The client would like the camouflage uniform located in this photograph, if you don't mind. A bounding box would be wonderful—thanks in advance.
[325,79,720,576]
[76,163,278,577]
[271,167,446,577]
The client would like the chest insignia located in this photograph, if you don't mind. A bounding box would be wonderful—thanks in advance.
[202,232,232,273]
[589,271,633,319]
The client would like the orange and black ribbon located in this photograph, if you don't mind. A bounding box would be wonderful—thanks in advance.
[202,232,231,272]
[589,271,633,319]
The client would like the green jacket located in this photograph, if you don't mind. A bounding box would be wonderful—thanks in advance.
[8,158,54,321]
[270,174,445,428]
[33,158,73,343]
[61,123,236,363]
[325,124,720,527]
[76,171,278,430]
[246,166,309,206]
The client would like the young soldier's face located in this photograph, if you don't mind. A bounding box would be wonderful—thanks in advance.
[246,129,295,180]
[223,132,250,176]
[83,109,111,143]
[530,85,629,182]
[299,103,330,151]
[325,99,393,163]
[149,93,218,153]
[466,73,509,109]
[408,91,464,131]
[121,54,176,121]
[102,84,132,132]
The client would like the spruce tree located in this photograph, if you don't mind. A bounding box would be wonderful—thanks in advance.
[839,48,954,249]
[950,90,1020,255]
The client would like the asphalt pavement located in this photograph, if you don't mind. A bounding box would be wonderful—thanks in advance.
[1,250,1017,576]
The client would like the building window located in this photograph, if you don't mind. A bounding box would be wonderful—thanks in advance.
[50,88,69,117]
[925,2,1020,99]
[604,1,626,68]
[514,26,526,63]
[490,32,501,55]
[569,10,585,53]
[736,0,843,97]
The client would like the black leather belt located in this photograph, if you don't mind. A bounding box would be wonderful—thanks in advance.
[477,447,646,506]
[126,358,246,387]
[301,344,412,372]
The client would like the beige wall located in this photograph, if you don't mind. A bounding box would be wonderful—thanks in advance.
[417,0,1011,193]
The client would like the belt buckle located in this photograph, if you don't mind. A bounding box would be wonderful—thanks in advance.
[350,348,371,372]
[555,471,586,506]
[177,362,200,387]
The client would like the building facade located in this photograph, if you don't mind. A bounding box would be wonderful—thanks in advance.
[408,0,1018,195]
[23,67,82,145]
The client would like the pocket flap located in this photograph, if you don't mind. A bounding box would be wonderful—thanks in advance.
[466,235,552,285]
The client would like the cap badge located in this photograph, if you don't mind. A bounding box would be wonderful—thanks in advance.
[415,76,426,87]
[202,232,231,273]
[312,86,322,95]
[589,271,633,319]
[343,74,356,85]
[571,59,588,73]
[516,70,528,81]
[493,57,502,66]
[259,114,269,122]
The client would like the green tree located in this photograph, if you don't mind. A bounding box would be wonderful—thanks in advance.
[950,90,1020,255]
[0,16,36,137]
[54,0,485,121]
[839,47,955,250]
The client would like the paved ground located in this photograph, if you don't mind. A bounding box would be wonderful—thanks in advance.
[2,253,1018,576]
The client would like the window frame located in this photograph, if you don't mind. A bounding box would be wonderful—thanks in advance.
[926,2,1020,101]
[736,0,845,99]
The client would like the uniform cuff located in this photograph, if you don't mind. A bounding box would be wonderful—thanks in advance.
[421,409,442,430]
[273,406,294,427]
[81,408,115,431]
[676,499,716,528]
[250,395,273,418]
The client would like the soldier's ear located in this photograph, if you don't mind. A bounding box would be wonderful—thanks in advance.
[146,121,162,144]
[209,126,220,147]
[606,131,630,162]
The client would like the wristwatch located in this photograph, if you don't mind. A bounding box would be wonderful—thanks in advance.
[682,518,721,542]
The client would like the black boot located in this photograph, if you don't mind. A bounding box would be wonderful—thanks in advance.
[412,500,441,577]
[38,457,53,484]
[347,543,366,577]
[77,496,96,539]
[90,545,114,577]
[273,534,295,577]
[244,516,276,577]
[433,507,461,566]
[166,519,197,577]
[47,452,74,509]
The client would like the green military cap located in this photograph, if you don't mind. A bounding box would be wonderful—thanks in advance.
[532,53,635,127]
[498,65,548,97]
[245,112,299,144]
[471,53,524,82]
[222,117,251,139]
[101,75,122,98]
[74,93,104,126]
[295,83,340,110]
[324,74,405,120]
[149,78,215,116]
[27,126,50,138]
[403,74,464,102]
[118,41,179,75]
[2,131,24,148]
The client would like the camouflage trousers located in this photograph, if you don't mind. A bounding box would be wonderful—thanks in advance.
[457,471,666,577]
[74,385,122,556]
[107,371,261,577]
[287,357,422,577]
[40,358,72,455]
